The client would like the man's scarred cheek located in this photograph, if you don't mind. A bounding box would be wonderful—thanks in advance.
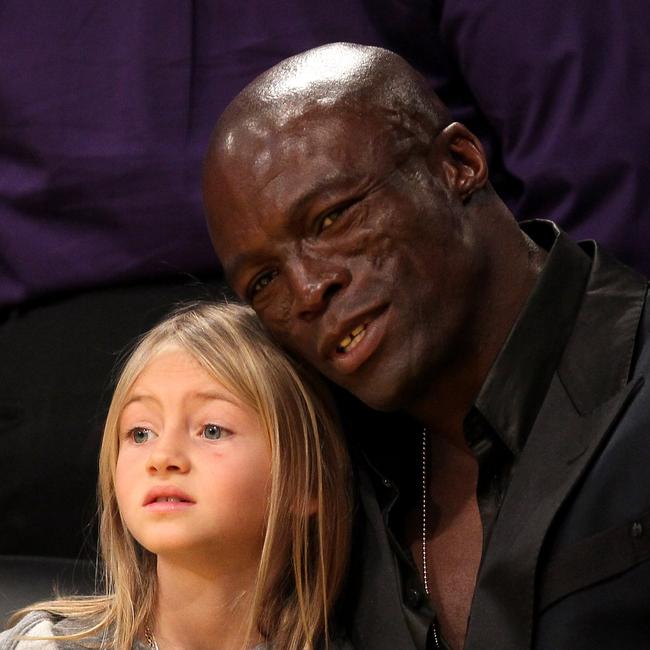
[372,232,401,269]
[341,225,390,268]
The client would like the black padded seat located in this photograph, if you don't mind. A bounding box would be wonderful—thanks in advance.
[0,556,96,628]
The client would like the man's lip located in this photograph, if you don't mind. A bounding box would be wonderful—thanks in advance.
[143,486,195,506]
[321,305,390,374]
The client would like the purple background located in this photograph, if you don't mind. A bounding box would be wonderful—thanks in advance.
[1,0,649,310]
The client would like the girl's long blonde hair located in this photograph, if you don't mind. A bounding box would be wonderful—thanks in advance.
[12,301,353,649]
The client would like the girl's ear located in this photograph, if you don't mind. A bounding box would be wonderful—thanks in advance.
[427,122,488,202]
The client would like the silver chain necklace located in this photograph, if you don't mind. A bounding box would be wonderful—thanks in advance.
[421,427,430,596]
[422,428,444,649]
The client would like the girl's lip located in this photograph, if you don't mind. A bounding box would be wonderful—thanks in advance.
[143,486,195,506]
[144,500,196,512]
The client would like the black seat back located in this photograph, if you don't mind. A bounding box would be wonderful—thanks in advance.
[0,556,96,628]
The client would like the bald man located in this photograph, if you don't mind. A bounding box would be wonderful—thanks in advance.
[203,44,650,650]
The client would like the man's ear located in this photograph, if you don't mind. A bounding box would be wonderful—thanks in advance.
[428,122,488,202]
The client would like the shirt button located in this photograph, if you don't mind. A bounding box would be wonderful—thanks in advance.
[382,478,392,488]
[406,587,423,608]
[631,521,644,538]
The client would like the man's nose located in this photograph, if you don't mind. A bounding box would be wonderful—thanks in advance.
[286,253,350,321]
[147,436,190,475]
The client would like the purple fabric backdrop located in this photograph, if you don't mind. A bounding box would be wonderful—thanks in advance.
[1,0,648,310]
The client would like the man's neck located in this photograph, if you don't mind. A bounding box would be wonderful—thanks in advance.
[410,222,547,443]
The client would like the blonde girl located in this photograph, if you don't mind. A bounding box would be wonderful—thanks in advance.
[1,302,353,649]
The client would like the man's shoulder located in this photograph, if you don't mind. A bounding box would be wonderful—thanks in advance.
[556,239,648,413]
[580,242,649,368]
[631,282,650,375]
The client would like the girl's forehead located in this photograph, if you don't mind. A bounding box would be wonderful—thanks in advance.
[123,345,256,413]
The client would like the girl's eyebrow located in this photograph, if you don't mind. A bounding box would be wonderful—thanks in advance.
[122,393,162,409]
[122,390,241,409]
[190,390,241,406]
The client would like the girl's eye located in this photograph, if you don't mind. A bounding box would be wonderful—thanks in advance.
[202,423,226,440]
[130,427,155,444]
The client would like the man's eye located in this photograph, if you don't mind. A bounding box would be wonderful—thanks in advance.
[250,270,278,297]
[202,423,226,440]
[319,209,342,232]
[130,427,156,444]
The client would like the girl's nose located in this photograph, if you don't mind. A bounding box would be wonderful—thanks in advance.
[146,437,190,475]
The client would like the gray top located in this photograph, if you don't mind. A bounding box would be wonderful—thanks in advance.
[0,610,351,649]
[0,611,270,649]
[0,611,148,649]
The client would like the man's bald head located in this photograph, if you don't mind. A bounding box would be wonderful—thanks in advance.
[202,43,544,414]
[206,43,451,169]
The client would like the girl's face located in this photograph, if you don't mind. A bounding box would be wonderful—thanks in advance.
[115,348,271,565]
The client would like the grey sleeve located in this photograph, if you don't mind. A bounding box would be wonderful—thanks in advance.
[0,611,59,649]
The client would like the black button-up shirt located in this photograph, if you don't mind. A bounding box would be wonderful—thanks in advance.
[347,221,592,649]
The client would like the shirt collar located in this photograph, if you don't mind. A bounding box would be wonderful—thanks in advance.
[468,220,592,457]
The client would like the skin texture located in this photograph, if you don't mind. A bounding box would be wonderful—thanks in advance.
[115,348,270,565]
[203,43,546,649]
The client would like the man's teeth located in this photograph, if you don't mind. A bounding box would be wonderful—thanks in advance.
[337,324,367,353]
[155,497,182,503]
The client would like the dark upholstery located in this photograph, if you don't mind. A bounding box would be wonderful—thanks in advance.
[0,556,96,628]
